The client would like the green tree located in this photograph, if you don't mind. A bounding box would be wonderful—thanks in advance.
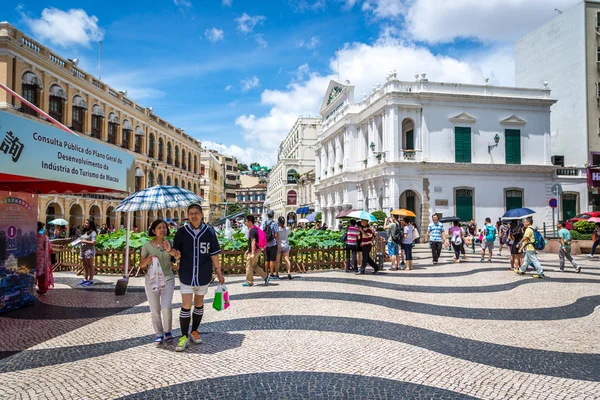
[238,163,249,172]
[371,210,387,224]
[250,162,260,168]
[226,203,246,215]
[315,212,322,222]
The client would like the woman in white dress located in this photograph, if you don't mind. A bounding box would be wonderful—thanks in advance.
[276,216,294,279]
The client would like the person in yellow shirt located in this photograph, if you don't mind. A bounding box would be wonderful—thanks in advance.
[514,217,545,278]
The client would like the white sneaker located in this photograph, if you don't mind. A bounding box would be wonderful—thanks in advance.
[587,254,593,258]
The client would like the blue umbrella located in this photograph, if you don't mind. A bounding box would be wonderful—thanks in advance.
[502,207,536,220]
[346,210,377,222]
[306,212,318,222]
[114,185,204,213]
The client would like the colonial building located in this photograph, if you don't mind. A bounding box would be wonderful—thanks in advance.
[515,0,597,216]
[200,150,225,223]
[266,117,319,223]
[0,22,204,231]
[315,74,564,232]
[296,168,316,216]
[208,150,240,205]
[236,183,267,217]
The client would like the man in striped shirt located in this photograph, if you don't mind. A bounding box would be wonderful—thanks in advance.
[426,215,446,263]
[345,219,360,272]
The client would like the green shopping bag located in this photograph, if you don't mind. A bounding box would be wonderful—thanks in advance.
[212,284,230,311]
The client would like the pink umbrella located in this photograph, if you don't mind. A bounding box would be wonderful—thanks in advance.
[588,217,600,223]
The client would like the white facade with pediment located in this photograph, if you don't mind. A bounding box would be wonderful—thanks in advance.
[314,75,584,232]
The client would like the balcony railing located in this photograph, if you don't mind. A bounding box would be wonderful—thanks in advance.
[556,168,580,177]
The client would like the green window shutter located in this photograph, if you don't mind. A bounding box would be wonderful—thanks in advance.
[505,129,521,164]
[456,189,473,221]
[454,127,471,163]
[505,190,523,211]
[406,129,414,150]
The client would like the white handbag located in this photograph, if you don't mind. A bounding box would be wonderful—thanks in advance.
[146,257,166,292]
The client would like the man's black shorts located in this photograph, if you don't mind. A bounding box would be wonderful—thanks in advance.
[265,245,278,262]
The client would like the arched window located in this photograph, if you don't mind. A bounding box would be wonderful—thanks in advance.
[194,156,198,174]
[193,184,197,194]
[181,179,186,189]
[157,173,164,185]
[188,153,192,172]
[148,133,155,158]
[167,142,173,164]
[49,84,67,123]
[182,149,187,170]
[134,127,143,154]
[107,113,119,145]
[188,182,191,191]
[175,145,180,167]
[148,171,155,187]
[71,95,87,133]
[91,104,104,139]
[158,138,164,161]
[166,176,172,186]
[122,119,133,150]
[21,72,42,116]
[174,178,179,187]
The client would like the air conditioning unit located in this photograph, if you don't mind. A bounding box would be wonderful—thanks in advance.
[551,155,564,166]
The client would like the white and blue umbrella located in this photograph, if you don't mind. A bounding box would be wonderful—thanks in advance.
[346,210,377,222]
[502,207,536,220]
[113,185,204,283]
[114,185,204,213]
[306,212,319,222]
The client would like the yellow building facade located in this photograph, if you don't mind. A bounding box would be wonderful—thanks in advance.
[0,22,206,231]
[200,150,225,223]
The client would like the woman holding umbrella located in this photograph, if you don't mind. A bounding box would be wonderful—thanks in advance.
[357,218,380,274]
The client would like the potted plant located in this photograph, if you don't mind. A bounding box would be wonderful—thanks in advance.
[363,159,368,165]
[375,153,382,161]
[338,164,343,169]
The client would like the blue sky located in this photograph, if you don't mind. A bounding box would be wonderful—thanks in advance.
[2,0,579,165]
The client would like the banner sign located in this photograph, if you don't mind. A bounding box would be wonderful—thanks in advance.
[0,111,135,192]
[287,190,298,206]
[587,168,600,188]
[0,191,38,313]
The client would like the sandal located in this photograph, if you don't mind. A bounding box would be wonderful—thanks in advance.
[164,332,173,344]
[153,336,164,345]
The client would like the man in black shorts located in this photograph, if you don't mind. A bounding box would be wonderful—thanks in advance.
[261,210,280,279]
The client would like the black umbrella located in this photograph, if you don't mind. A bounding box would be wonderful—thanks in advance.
[439,216,462,223]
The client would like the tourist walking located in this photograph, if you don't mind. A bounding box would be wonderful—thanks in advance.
[497,221,509,257]
[401,217,415,270]
[557,221,581,273]
[480,218,496,263]
[78,219,97,287]
[514,217,545,278]
[449,220,464,263]
[36,222,54,295]
[243,215,270,286]
[384,215,402,270]
[426,215,445,263]
[588,222,600,257]
[140,219,179,345]
[345,219,360,272]
[172,204,225,352]
[262,210,280,280]
[275,217,293,279]
[356,219,379,274]
[508,220,524,270]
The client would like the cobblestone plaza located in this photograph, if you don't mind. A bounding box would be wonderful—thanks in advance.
[1,245,599,399]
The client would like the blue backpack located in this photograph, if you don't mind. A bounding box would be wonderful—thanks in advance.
[485,225,496,242]
[533,228,545,250]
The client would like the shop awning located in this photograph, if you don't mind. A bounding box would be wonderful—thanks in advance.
[22,71,43,88]
[73,95,88,109]
[296,206,310,214]
[135,126,145,136]
[92,104,105,117]
[0,110,135,194]
[335,209,356,219]
[123,119,133,130]
[108,112,120,124]
[49,84,68,100]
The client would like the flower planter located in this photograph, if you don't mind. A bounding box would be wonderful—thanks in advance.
[543,239,592,255]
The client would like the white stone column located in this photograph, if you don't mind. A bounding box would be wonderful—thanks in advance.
[315,149,321,181]
[345,124,356,169]
[388,106,399,162]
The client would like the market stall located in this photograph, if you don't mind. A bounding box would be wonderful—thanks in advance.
[0,106,135,312]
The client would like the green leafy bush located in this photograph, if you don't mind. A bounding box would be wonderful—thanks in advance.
[371,211,387,224]
[315,212,322,222]
[569,230,592,241]
[574,221,595,234]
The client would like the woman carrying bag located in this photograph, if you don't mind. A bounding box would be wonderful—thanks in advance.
[140,219,180,345]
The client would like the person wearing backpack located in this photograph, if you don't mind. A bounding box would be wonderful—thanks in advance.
[557,221,581,273]
[384,215,402,270]
[497,221,509,257]
[514,217,545,278]
[480,217,496,263]
[449,220,465,263]
[243,215,270,287]
[261,210,280,280]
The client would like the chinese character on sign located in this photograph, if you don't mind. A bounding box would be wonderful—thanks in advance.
[0,131,24,162]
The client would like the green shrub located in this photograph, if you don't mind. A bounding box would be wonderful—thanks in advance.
[574,220,595,234]
[371,210,387,224]
[569,230,592,241]
[315,212,322,222]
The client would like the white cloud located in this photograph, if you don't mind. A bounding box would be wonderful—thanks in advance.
[102,72,166,101]
[254,33,268,48]
[225,85,233,91]
[203,141,270,165]
[20,7,104,47]
[289,0,327,12]
[307,36,320,49]
[241,76,260,91]
[233,32,518,167]
[405,0,577,43]
[222,0,233,6]
[235,13,266,34]
[204,27,224,42]
[173,0,193,9]
[361,0,407,19]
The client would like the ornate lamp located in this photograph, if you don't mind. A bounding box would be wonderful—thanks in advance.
[370,142,375,152]
[488,134,501,153]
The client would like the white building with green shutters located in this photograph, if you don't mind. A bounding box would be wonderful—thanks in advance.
[314,74,568,232]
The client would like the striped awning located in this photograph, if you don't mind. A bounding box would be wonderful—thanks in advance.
[49,85,67,100]
[122,119,133,130]
[135,126,145,136]
[91,104,105,117]
[22,72,43,88]
[73,95,88,109]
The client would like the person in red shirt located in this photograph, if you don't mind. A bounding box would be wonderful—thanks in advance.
[356,219,380,274]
